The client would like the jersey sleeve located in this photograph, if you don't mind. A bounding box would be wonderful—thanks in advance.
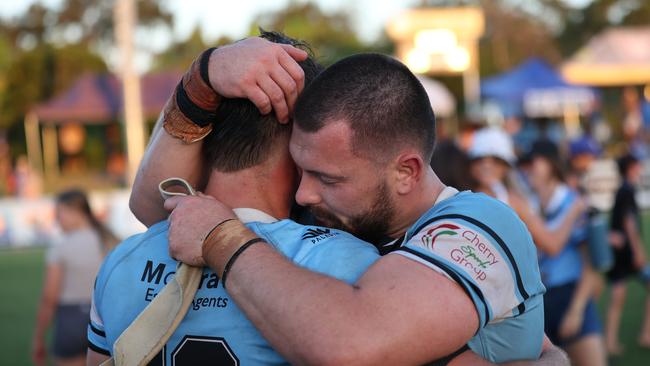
[392,219,526,328]
[87,281,111,355]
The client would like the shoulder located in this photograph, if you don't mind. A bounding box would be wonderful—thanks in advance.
[414,191,527,242]
[394,191,544,325]
[252,219,379,283]
[95,221,169,294]
[252,219,377,255]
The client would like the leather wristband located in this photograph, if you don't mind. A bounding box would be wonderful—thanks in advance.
[162,48,221,143]
[202,219,260,278]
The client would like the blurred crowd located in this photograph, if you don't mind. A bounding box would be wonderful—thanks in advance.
[433,119,650,365]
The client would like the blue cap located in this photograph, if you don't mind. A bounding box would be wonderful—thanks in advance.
[569,136,601,159]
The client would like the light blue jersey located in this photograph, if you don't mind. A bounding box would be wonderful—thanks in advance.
[537,185,586,288]
[391,188,546,362]
[88,211,379,365]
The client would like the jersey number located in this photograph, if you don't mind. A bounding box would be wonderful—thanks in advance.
[148,335,239,366]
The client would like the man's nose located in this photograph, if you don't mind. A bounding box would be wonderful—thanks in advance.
[295,175,321,206]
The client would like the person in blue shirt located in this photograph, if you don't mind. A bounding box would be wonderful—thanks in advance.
[86,31,382,365]
[132,39,567,365]
[525,140,606,366]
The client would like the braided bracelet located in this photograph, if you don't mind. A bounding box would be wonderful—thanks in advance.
[221,237,267,288]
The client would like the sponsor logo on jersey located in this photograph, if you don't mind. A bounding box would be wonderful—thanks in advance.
[420,223,459,250]
[139,260,229,310]
[302,228,339,243]
[412,222,503,282]
[408,220,520,319]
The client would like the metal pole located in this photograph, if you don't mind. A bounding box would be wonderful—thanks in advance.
[114,0,146,185]
[41,124,59,180]
[24,112,43,174]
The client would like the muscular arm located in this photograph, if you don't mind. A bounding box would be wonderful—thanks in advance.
[129,38,307,226]
[224,244,478,365]
[129,113,206,227]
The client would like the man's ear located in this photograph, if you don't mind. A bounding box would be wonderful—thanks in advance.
[393,152,426,195]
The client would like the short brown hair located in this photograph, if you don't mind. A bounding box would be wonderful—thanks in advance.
[203,30,323,172]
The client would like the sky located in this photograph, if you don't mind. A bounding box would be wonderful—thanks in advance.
[0,0,593,71]
[0,0,418,43]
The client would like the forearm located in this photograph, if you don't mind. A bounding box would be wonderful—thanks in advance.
[221,241,476,365]
[130,111,205,227]
[625,217,645,254]
[226,244,369,365]
[33,298,56,339]
[527,203,582,255]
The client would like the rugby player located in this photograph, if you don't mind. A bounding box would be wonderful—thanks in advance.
[131,36,567,365]
[86,31,386,365]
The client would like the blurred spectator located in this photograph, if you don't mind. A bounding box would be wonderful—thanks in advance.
[526,140,607,366]
[430,138,473,191]
[567,135,602,191]
[622,87,649,159]
[605,153,650,354]
[468,129,585,255]
[31,189,118,366]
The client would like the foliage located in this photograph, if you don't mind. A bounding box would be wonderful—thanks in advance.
[248,2,387,66]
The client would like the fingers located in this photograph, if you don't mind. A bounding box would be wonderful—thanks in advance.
[279,44,308,62]
[246,85,273,115]
[270,66,298,119]
[163,196,183,212]
[258,75,289,123]
[278,50,306,95]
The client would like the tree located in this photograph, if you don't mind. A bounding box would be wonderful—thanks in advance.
[151,27,236,72]
[248,2,385,66]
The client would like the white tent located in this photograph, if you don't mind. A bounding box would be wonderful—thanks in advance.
[416,75,457,117]
[562,26,650,86]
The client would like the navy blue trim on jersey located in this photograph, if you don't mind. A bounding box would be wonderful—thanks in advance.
[380,235,405,255]
[89,322,106,337]
[88,340,110,356]
[397,246,490,328]
[408,214,530,302]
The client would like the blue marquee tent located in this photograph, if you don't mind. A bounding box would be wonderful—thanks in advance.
[481,58,597,118]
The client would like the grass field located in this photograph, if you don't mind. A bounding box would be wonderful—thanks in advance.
[1,218,650,365]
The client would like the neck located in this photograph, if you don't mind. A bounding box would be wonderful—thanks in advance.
[204,165,293,220]
[387,168,445,239]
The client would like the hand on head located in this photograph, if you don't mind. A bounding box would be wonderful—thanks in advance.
[208,37,308,123]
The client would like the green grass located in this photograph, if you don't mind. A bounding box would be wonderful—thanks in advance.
[1,216,650,365]
[0,247,48,366]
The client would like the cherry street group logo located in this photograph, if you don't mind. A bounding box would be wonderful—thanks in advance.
[420,223,460,251]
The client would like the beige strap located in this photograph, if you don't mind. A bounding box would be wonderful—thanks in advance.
[101,178,203,366]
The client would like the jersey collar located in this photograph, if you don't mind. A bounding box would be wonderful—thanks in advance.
[381,186,459,253]
[434,186,460,206]
[233,208,278,224]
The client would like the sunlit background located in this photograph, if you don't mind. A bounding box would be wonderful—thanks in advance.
[0,0,649,365]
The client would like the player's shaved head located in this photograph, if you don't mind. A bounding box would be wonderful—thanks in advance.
[293,53,436,163]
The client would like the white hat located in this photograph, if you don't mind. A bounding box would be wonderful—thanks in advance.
[468,127,516,165]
